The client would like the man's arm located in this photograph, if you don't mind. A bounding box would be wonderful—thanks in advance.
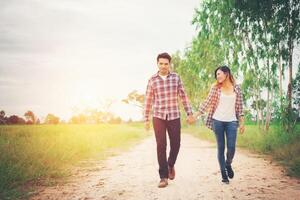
[144,79,154,130]
[178,77,193,117]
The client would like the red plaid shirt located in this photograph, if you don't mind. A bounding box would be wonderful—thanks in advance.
[144,72,193,122]
[199,84,244,130]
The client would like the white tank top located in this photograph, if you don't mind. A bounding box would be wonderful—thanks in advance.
[212,92,237,122]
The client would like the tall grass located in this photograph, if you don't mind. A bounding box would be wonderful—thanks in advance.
[0,124,148,199]
[183,123,300,178]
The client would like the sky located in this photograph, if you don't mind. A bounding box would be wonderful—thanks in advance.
[0,0,201,121]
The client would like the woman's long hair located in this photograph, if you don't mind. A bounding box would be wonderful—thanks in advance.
[214,65,235,87]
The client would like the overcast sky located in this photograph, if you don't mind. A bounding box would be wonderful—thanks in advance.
[2,0,298,122]
[0,0,201,121]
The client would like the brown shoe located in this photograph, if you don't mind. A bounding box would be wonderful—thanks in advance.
[168,166,175,180]
[158,178,168,188]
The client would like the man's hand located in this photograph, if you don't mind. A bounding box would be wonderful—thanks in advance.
[186,115,196,124]
[145,121,150,131]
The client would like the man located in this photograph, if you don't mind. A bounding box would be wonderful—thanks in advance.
[144,52,194,188]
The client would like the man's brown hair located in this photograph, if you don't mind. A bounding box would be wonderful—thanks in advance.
[157,52,171,62]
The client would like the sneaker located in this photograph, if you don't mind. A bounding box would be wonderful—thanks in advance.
[221,170,229,184]
[158,178,168,188]
[226,165,234,179]
[168,166,175,180]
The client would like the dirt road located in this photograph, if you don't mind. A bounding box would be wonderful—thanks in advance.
[31,134,300,200]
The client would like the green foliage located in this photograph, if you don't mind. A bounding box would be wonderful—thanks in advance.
[293,64,300,109]
[176,0,300,131]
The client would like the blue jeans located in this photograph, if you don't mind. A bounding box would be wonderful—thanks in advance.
[212,119,238,172]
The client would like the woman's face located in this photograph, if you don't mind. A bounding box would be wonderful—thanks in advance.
[216,69,228,83]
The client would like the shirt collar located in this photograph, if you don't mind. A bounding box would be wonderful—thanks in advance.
[155,71,171,77]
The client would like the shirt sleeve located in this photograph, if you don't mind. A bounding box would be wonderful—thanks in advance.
[198,85,216,114]
[144,79,154,122]
[178,76,193,116]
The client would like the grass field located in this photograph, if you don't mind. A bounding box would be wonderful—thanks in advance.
[0,124,149,199]
[183,123,300,178]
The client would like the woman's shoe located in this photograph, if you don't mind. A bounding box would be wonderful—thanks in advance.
[226,165,234,179]
[221,170,229,184]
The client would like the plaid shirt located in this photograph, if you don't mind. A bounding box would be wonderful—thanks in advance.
[144,72,193,122]
[199,84,244,130]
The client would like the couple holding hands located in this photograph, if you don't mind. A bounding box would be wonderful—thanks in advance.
[144,52,245,188]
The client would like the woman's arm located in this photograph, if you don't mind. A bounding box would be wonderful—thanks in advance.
[237,85,245,134]
[197,85,217,116]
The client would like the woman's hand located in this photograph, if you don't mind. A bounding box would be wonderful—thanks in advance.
[239,116,245,134]
[239,124,245,134]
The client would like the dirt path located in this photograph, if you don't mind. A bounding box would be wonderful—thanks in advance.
[31,134,300,200]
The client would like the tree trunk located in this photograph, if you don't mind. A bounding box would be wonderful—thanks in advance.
[261,108,265,128]
[278,44,283,98]
[287,0,293,110]
[255,89,260,128]
[288,40,293,110]
[265,59,271,131]
[266,72,275,131]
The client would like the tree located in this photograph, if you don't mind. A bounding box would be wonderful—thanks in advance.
[292,64,300,119]
[7,115,25,125]
[122,90,145,109]
[108,117,122,124]
[84,109,105,124]
[44,114,60,124]
[183,0,300,133]
[251,99,267,126]
[0,110,5,118]
[24,110,36,124]
[0,110,6,124]
[69,116,80,124]
[277,0,300,109]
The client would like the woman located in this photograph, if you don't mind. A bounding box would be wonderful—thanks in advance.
[194,65,245,184]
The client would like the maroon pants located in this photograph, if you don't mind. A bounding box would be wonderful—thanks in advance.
[153,117,181,178]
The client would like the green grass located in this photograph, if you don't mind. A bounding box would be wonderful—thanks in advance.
[183,123,300,178]
[0,124,148,199]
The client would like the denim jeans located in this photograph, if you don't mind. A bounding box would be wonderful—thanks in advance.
[212,119,238,172]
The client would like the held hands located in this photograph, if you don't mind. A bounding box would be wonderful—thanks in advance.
[186,115,197,125]
[186,111,203,125]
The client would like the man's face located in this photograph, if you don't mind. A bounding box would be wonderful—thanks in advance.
[157,58,170,75]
